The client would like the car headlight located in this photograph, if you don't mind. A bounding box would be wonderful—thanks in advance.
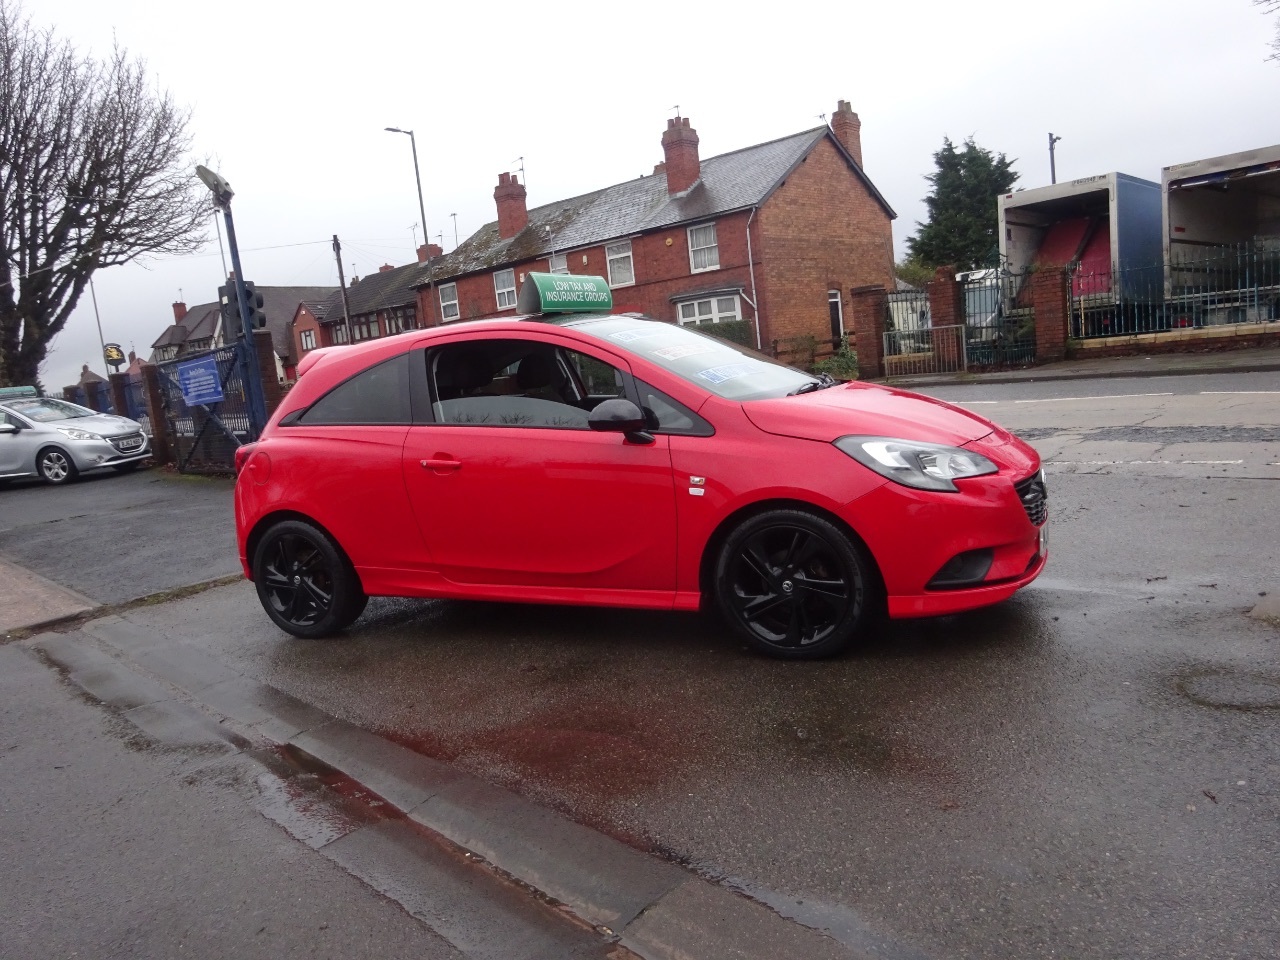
[56,427,102,441]
[834,436,998,492]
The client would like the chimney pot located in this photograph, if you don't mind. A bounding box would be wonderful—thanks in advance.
[494,172,529,239]
[831,99,864,169]
[661,114,701,195]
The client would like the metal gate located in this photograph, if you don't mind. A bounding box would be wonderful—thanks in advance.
[963,269,1035,368]
[154,340,265,473]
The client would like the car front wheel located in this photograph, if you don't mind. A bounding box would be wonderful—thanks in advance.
[252,519,366,638]
[38,448,78,485]
[714,509,874,660]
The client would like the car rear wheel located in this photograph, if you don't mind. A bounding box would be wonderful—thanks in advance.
[38,447,78,485]
[715,509,873,660]
[252,520,366,639]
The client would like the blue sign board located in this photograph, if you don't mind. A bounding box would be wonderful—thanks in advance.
[177,355,224,406]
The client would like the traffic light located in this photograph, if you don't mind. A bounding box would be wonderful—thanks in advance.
[242,281,267,331]
[218,283,241,340]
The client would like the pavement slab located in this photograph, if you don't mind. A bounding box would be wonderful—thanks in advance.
[0,556,96,633]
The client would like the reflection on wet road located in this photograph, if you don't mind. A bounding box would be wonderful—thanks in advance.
[119,375,1280,959]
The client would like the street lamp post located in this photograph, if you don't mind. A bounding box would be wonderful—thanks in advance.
[193,164,268,434]
[385,127,428,255]
[1049,132,1063,185]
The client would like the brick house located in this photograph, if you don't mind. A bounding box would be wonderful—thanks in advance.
[152,285,336,380]
[412,100,896,349]
[290,250,441,363]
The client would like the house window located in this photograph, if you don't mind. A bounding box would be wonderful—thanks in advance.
[351,316,376,342]
[828,290,844,340]
[494,269,517,309]
[439,283,460,322]
[331,323,349,345]
[688,223,719,273]
[677,295,741,326]
[549,253,569,275]
[385,307,413,335]
[606,241,634,287]
[300,330,316,351]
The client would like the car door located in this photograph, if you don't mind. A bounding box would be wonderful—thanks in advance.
[0,411,36,475]
[402,333,679,602]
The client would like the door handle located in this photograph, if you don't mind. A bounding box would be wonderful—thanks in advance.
[421,458,461,472]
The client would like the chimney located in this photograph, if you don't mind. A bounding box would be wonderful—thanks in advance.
[653,160,666,176]
[661,117,701,195]
[494,172,529,239]
[379,263,395,273]
[172,301,187,323]
[831,99,863,169]
[417,243,444,263]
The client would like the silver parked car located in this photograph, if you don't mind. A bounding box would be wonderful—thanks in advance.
[0,392,150,485]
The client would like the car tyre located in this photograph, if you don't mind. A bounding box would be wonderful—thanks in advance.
[714,509,875,660]
[37,447,78,485]
[252,519,366,639]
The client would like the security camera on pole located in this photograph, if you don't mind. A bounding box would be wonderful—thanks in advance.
[194,165,269,434]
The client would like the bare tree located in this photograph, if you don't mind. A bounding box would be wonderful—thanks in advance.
[1260,1,1280,61]
[0,1,207,388]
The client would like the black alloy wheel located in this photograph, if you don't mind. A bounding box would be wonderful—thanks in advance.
[253,519,366,638]
[715,509,873,660]
[38,447,78,485]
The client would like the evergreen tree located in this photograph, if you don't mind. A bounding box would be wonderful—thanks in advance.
[906,137,1018,273]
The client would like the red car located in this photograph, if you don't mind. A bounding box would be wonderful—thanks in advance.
[235,276,1046,659]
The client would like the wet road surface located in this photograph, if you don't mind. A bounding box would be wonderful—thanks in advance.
[8,371,1280,958]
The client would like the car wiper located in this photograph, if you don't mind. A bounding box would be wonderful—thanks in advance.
[787,374,837,396]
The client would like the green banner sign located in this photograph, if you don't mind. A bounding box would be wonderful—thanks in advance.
[516,273,613,314]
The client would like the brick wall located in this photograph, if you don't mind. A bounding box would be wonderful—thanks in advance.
[1029,269,1069,362]
[292,306,324,362]
[757,136,894,347]
[417,208,761,339]
[848,285,888,379]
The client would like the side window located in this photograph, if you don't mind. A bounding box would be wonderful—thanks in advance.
[635,380,714,436]
[429,339,626,429]
[297,354,411,425]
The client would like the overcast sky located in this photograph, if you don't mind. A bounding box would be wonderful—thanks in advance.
[35,0,1279,389]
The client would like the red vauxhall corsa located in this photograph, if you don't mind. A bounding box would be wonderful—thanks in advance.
[234,274,1047,660]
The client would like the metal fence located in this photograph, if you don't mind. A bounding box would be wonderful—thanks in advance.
[883,323,966,375]
[1071,239,1280,339]
[962,269,1036,368]
[123,373,151,436]
[154,342,261,473]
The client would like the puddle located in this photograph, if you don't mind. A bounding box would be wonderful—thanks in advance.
[250,745,396,848]
[1175,668,1280,712]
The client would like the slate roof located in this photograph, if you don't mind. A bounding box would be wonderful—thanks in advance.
[419,126,895,285]
[150,287,337,365]
[342,261,433,316]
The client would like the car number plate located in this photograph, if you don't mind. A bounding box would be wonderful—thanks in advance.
[119,437,142,450]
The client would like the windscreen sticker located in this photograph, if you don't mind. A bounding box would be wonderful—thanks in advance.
[654,343,717,361]
[609,329,667,343]
[697,362,755,385]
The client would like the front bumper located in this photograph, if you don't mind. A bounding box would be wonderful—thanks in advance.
[67,433,151,471]
[844,462,1047,620]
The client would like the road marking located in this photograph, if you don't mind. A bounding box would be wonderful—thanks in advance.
[1013,392,1173,404]
[1049,459,1245,465]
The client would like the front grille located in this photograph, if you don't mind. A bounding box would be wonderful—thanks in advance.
[109,432,145,454]
[1014,472,1048,526]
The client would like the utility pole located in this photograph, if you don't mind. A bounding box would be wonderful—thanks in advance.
[450,213,459,250]
[1049,133,1063,185]
[332,235,354,344]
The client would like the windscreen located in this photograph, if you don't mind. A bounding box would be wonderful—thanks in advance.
[569,317,814,401]
[5,398,94,422]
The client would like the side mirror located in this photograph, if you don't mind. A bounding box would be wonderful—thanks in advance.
[0,423,17,435]
[587,398,653,444]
